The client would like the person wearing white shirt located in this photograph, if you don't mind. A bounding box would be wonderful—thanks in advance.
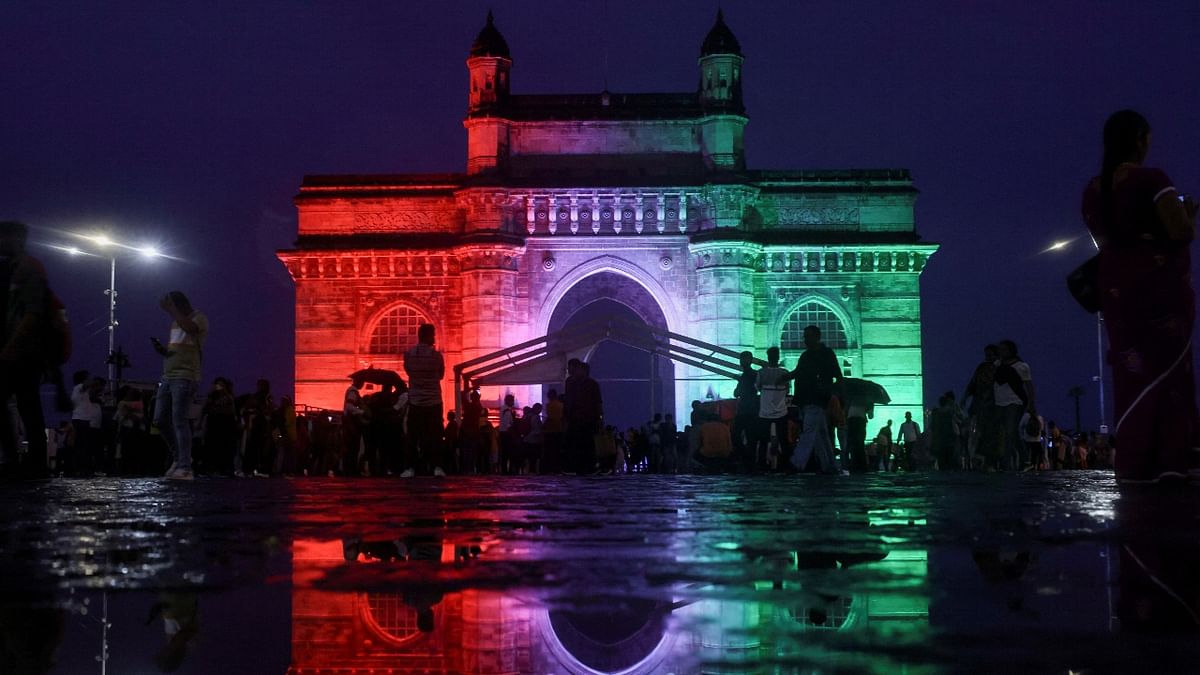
[70,371,103,475]
[993,339,1037,471]
[756,347,791,469]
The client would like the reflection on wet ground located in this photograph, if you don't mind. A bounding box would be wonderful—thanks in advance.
[1,473,1197,673]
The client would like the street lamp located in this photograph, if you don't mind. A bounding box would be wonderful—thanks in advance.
[52,233,165,392]
[1044,236,1106,431]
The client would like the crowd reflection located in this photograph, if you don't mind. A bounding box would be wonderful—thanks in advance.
[288,511,932,674]
[3,478,1199,673]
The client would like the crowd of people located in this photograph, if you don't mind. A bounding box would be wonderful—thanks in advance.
[1,108,1196,483]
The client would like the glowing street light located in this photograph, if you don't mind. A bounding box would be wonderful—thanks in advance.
[1044,236,1107,432]
[53,232,166,392]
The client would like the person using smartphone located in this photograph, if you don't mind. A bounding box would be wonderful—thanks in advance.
[154,291,208,480]
[1081,110,1198,484]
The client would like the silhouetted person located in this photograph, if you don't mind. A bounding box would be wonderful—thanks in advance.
[756,347,790,470]
[522,402,544,474]
[145,592,199,672]
[341,377,366,477]
[152,290,208,481]
[963,344,1000,469]
[931,392,963,470]
[201,377,237,475]
[790,325,841,474]
[660,413,677,473]
[1082,109,1198,483]
[498,393,517,473]
[542,388,564,473]
[443,410,460,473]
[69,372,104,476]
[732,351,761,470]
[0,221,52,478]
[240,378,274,477]
[403,323,446,477]
[364,383,397,475]
[897,411,921,471]
[844,398,873,473]
[459,381,483,474]
[993,339,1035,471]
[564,358,602,474]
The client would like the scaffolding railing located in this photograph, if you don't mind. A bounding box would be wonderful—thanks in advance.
[452,315,769,416]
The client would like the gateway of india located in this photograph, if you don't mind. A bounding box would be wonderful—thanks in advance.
[278,11,936,431]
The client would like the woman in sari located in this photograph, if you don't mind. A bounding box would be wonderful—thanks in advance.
[1082,110,1198,482]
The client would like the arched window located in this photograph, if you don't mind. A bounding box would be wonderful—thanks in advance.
[362,594,421,645]
[780,301,849,351]
[367,304,429,355]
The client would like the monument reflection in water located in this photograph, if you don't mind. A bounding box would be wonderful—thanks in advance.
[287,511,929,673]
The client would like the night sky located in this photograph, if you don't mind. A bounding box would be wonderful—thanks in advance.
[3,1,1197,431]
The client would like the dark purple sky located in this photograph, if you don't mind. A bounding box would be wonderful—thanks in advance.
[3,1,1197,430]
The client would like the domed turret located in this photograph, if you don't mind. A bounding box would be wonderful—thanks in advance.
[469,10,510,59]
[697,10,746,169]
[698,10,744,111]
[466,10,512,116]
[700,9,742,57]
[465,11,513,173]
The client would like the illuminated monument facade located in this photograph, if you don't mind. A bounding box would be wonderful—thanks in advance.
[279,11,937,430]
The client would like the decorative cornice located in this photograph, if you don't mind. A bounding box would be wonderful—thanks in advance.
[688,242,937,273]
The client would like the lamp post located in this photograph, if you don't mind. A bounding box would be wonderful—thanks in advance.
[1046,237,1106,431]
[55,235,162,393]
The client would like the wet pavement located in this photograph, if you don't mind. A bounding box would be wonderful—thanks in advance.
[2,472,1198,674]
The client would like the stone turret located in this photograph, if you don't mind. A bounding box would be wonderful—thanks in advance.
[697,10,747,170]
[465,11,512,173]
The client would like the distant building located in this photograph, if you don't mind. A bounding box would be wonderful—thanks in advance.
[278,11,936,429]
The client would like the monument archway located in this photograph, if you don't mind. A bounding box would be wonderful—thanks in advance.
[545,271,676,430]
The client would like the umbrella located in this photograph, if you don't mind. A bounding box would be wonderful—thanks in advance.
[841,377,890,405]
[349,367,406,389]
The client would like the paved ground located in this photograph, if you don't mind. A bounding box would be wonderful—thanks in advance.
[2,472,1198,674]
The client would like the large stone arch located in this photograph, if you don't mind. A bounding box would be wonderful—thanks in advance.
[532,607,676,675]
[535,255,683,338]
[537,258,681,426]
[547,273,669,336]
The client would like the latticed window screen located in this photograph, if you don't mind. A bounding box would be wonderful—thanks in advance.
[365,594,420,642]
[780,302,849,350]
[786,596,855,630]
[368,305,427,355]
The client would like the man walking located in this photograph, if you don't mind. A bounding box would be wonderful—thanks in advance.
[0,221,52,478]
[790,325,842,474]
[402,323,446,477]
[756,347,791,470]
[153,291,208,481]
[341,377,366,476]
[993,339,1036,471]
[898,411,921,471]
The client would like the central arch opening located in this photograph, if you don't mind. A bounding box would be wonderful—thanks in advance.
[546,272,674,431]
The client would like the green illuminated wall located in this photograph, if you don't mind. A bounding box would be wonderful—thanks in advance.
[683,179,937,438]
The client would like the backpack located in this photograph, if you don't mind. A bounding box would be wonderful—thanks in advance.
[994,361,1029,405]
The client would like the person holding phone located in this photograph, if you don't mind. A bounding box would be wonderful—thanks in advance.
[153,291,208,480]
[1081,110,1198,484]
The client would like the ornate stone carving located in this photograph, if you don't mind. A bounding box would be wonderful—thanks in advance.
[542,257,556,271]
[353,211,441,231]
[774,207,860,226]
[701,184,760,229]
[659,256,673,270]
